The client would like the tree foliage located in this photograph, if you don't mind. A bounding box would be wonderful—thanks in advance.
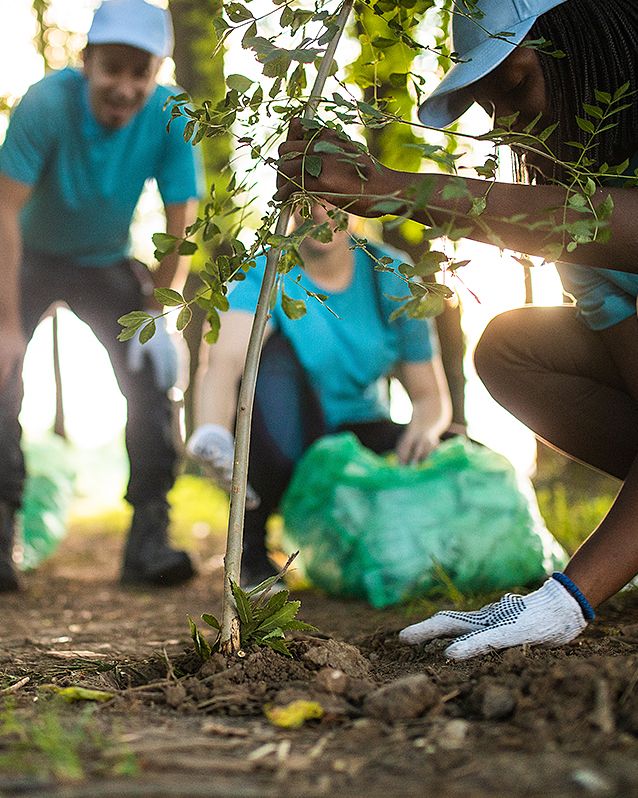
[120,0,633,349]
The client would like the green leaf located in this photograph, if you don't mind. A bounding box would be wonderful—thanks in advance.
[118,310,151,326]
[226,2,253,23]
[188,615,212,660]
[255,600,301,634]
[304,155,322,178]
[176,305,192,331]
[154,288,183,307]
[152,232,179,254]
[139,319,156,344]
[202,613,221,630]
[469,196,487,217]
[227,73,254,93]
[575,117,595,134]
[263,638,292,656]
[254,590,290,623]
[179,240,198,256]
[582,103,603,120]
[277,251,299,274]
[413,251,447,277]
[204,309,221,344]
[231,580,255,627]
[281,290,307,320]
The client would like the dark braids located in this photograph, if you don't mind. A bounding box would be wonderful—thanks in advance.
[521,0,638,183]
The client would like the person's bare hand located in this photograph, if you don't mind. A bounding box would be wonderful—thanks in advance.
[395,422,439,465]
[275,118,399,217]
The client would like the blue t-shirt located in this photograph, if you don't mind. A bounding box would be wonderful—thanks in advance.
[229,245,437,429]
[0,68,203,266]
[556,152,638,330]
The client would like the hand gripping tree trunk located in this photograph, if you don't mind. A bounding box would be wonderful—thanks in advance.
[220,0,355,655]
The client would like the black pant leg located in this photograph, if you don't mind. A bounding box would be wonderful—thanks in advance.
[242,333,325,569]
[62,260,177,506]
[0,252,67,507]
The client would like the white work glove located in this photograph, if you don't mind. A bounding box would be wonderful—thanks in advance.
[399,575,592,660]
[127,313,178,392]
[187,423,261,510]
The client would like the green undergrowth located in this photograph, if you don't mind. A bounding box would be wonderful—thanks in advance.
[536,483,616,555]
[69,474,229,547]
[0,698,137,783]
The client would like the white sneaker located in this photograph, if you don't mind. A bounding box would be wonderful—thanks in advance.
[187,424,261,510]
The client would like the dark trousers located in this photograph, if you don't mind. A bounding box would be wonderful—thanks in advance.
[474,305,638,481]
[243,333,404,570]
[0,250,177,510]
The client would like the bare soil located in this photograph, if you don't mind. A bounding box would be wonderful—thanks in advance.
[2,523,638,798]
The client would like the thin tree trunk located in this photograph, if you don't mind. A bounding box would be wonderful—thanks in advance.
[220,0,356,654]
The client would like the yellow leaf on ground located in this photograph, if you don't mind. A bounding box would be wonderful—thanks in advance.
[264,700,324,729]
[41,685,114,702]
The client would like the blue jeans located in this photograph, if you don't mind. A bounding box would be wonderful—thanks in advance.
[0,250,177,510]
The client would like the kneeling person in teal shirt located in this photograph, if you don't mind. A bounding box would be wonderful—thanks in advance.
[0,0,203,591]
[187,205,453,587]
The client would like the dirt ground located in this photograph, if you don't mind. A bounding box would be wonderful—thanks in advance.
[2,521,638,798]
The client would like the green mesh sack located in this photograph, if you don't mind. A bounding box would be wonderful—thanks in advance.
[18,435,76,571]
[281,433,566,608]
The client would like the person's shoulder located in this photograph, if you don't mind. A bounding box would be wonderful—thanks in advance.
[16,67,80,112]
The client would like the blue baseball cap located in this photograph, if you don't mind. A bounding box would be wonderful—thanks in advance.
[418,0,568,128]
[87,0,174,59]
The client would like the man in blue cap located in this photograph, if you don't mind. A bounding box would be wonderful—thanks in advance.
[0,0,203,591]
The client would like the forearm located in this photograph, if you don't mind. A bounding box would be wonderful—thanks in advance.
[409,393,452,439]
[0,209,23,330]
[381,168,638,273]
[195,354,241,431]
[194,312,257,431]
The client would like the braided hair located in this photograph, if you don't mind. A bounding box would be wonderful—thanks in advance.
[521,0,638,182]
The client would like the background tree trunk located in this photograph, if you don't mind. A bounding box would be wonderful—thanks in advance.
[171,0,231,438]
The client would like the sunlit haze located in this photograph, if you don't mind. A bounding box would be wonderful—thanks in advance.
[2,0,565,478]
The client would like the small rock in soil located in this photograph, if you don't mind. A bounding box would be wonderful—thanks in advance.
[315,667,348,694]
[481,684,516,720]
[438,718,470,750]
[363,674,439,721]
[164,683,188,709]
[302,639,371,679]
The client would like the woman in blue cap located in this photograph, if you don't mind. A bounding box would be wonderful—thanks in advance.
[277,0,638,658]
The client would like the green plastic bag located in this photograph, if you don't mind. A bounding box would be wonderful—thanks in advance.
[281,434,566,608]
[18,435,76,571]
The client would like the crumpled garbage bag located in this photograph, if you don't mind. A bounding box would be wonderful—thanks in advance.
[281,433,566,608]
[18,434,76,570]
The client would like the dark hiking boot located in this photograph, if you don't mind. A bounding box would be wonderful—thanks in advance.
[120,500,195,587]
[0,502,20,592]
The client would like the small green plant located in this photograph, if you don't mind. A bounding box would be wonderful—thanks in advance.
[189,556,317,658]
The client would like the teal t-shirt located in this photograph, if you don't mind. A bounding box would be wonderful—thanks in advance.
[0,68,204,266]
[556,152,638,330]
[229,245,437,429]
